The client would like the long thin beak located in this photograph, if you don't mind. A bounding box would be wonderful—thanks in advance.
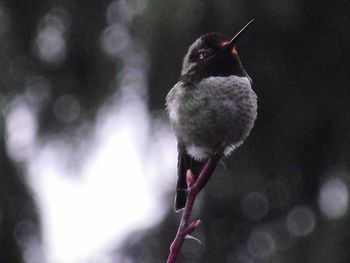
[227,19,255,49]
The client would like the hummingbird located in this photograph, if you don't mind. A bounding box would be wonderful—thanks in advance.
[166,20,257,211]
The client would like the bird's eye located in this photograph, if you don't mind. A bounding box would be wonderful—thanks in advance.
[198,48,212,59]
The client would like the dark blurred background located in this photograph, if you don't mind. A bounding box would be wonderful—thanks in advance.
[0,0,349,262]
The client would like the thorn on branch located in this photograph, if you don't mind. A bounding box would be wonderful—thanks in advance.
[185,234,202,245]
[188,219,202,233]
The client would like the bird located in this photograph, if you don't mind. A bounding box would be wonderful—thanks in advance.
[166,20,257,211]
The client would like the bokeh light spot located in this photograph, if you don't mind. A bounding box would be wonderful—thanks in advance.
[319,176,349,219]
[101,24,130,57]
[241,192,269,221]
[53,94,81,123]
[6,99,37,162]
[35,27,66,64]
[230,250,255,263]
[286,206,316,237]
[24,75,51,108]
[107,0,147,24]
[247,228,275,259]
[34,7,69,64]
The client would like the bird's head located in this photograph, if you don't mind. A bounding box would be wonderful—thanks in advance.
[181,20,254,83]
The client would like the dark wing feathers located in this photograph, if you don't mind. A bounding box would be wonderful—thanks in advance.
[174,143,204,211]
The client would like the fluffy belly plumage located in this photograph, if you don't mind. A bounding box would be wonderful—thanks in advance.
[166,75,257,160]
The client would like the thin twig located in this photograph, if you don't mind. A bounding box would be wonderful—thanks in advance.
[166,144,226,263]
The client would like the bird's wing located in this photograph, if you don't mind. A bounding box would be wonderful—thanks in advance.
[175,143,204,211]
[174,143,190,211]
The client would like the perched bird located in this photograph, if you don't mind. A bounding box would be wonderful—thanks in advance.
[166,20,257,211]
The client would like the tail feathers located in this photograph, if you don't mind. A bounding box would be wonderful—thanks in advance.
[175,188,187,212]
[174,143,190,211]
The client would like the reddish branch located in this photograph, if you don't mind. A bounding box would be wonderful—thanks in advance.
[166,144,226,263]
